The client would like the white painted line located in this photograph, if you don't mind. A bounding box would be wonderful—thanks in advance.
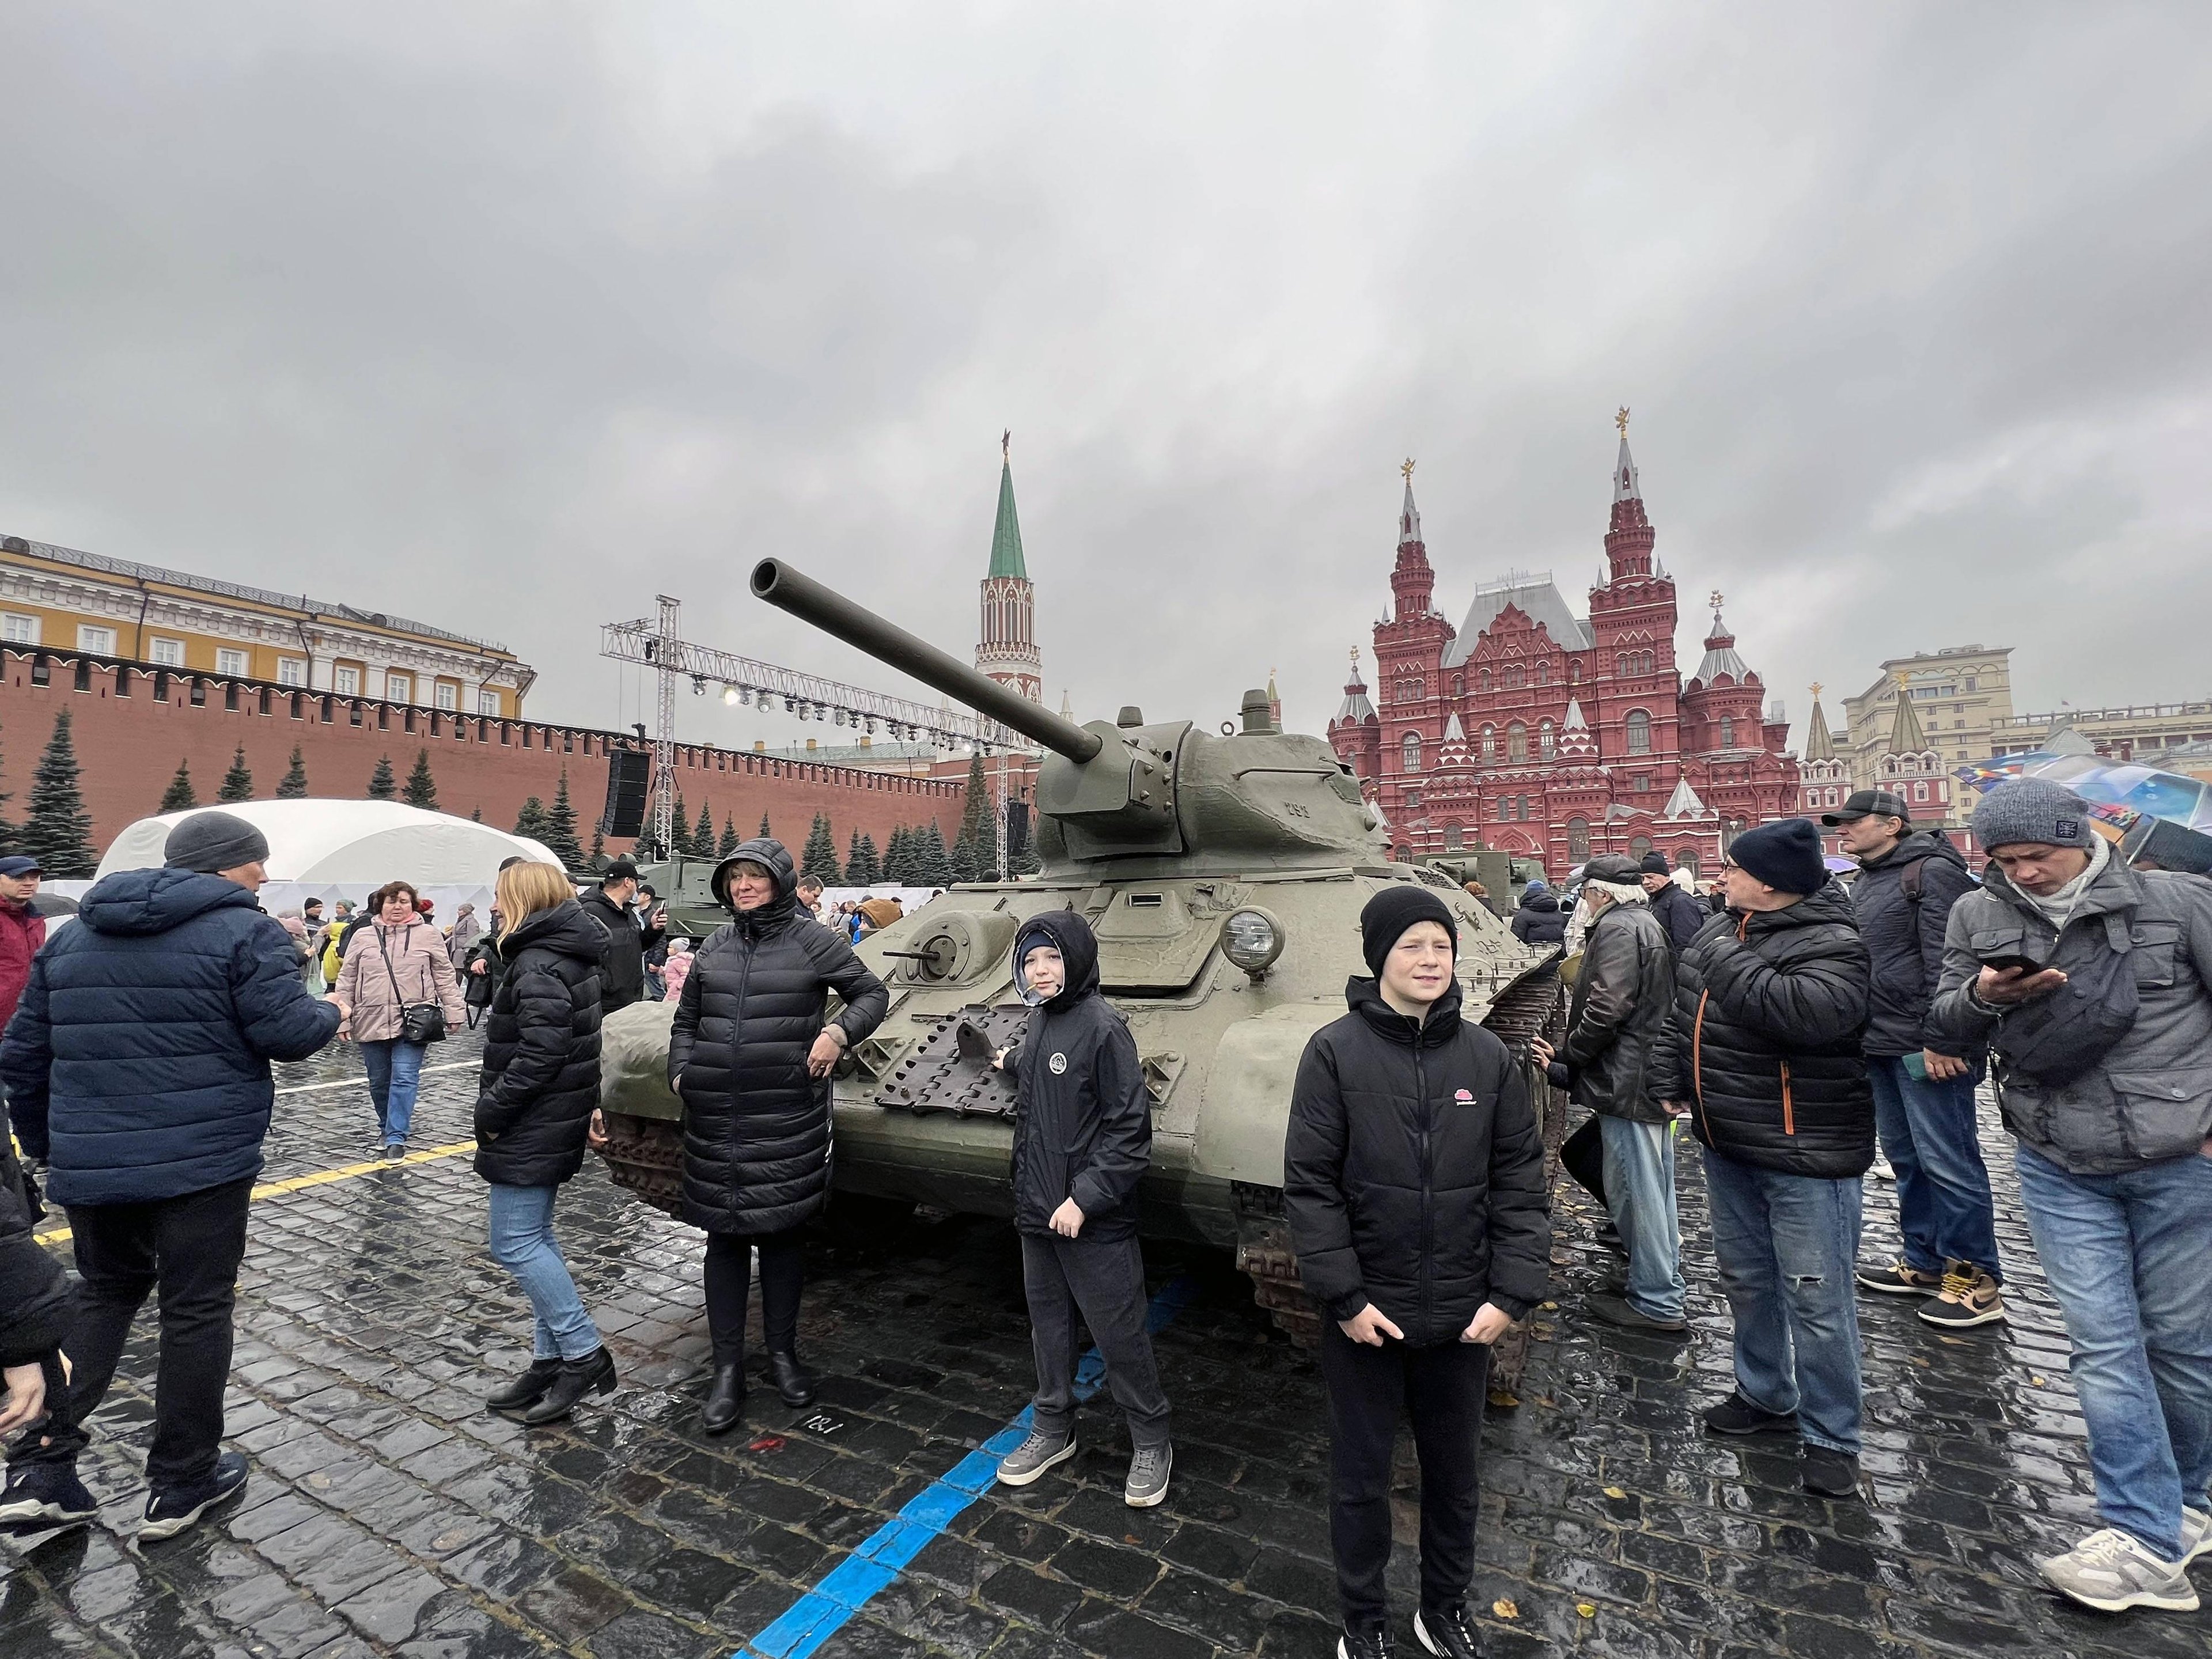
[275,1060,477,1096]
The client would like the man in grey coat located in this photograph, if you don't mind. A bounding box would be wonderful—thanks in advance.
[1930,779,2212,1615]
[1540,854,1684,1332]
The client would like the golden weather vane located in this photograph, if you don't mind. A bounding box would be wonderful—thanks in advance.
[1810,681,1823,700]
[1709,589,1725,613]
[1616,407,1630,435]
[1401,457,1416,482]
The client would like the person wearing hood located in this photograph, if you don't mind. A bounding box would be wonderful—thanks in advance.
[0,812,339,1540]
[1284,886,1551,1659]
[665,838,889,1433]
[987,912,1173,1509]
[1509,879,1567,948]
[1650,817,1874,1499]
[1929,781,2212,1614]
[474,862,617,1427]
[1825,790,2003,1330]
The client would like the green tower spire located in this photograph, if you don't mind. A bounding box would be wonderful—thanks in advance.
[988,430,1027,579]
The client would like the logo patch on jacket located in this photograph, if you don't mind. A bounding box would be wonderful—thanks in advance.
[1454,1089,1475,1104]
[1048,1053,1067,1075]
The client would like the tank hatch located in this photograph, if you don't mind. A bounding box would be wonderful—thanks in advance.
[877,1005,1027,1118]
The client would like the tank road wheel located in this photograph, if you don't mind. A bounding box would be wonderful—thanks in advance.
[1232,1181,1321,1350]
[594,1112,686,1220]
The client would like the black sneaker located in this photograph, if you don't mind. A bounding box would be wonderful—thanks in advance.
[1801,1446,1861,1498]
[1414,1602,1487,1658]
[0,1464,99,1532]
[1702,1391,1798,1436]
[1855,1259,1940,1296]
[381,1143,406,1163]
[141,1452,248,1541]
[1339,1619,1395,1659]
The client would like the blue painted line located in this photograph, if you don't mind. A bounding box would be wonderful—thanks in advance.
[738,1272,1198,1659]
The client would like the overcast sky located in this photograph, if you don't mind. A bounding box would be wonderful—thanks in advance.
[5,4,2208,752]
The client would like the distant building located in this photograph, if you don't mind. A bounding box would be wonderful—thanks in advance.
[1330,421,1801,878]
[0,533,533,717]
[975,435,1041,706]
[1990,700,2212,764]
[1839,645,2012,785]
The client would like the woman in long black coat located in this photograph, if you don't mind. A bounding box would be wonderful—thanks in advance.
[475,862,614,1427]
[669,837,888,1432]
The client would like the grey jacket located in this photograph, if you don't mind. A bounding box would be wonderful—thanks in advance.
[1559,898,1674,1123]
[1929,858,2212,1173]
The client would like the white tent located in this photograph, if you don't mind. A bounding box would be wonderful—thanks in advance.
[84,800,562,920]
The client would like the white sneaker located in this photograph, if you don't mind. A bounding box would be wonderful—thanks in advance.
[2182,1506,2212,1567]
[2040,1527,2199,1613]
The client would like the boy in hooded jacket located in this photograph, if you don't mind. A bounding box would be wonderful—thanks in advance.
[990,911,1173,1508]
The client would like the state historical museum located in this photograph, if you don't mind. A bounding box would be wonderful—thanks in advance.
[1328,421,1802,880]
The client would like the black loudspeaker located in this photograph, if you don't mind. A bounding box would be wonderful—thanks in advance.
[600,749,651,838]
[1005,800,1030,855]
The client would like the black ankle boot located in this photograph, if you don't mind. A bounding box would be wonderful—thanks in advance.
[700,1363,745,1435]
[768,1350,815,1408]
[485,1357,563,1414]
[521,1348,616,1426]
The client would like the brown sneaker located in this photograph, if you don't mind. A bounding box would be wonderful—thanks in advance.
[1855,1259,1941,1296]
[1917,1260,2005,1329]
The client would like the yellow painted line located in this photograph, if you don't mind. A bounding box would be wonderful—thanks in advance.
[32,1139,477,1247]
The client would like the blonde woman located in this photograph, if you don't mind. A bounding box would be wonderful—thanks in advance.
[332,881,465,1160]
[475,862,616,1425]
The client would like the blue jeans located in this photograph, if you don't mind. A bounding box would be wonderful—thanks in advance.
[359,1039,426,1146]
[2014,1142,2212,1561]
[1867,1055,2001,1281]
[1600,1116,1685,1320]
[1701,1147,1865,1454]
[486,1184,601,1361]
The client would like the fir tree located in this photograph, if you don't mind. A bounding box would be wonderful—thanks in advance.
[218,744,255,803]
[757,809,772,840]
[588,826,607,868]
[543,770,585,866]
[670,792,688,859]
[403,749,438,810]
[514,796,552,842]
[882,825,908,884]
[800,813,842,884]
[366,755,397,800]
[846,828,867,884]
[912,822,954,887]
[470,806,483,823]
[21,711,96,877]
[690,798,717,859]
[847,831,881,885]
[717,813,739,858]
[158,760,199,813]
[275,745,309,799]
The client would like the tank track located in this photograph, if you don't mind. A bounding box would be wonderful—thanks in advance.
[596,1112,686,1221]
[1233,1180,1321,1349]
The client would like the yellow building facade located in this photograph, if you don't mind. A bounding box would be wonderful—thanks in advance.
[0,535,532,717]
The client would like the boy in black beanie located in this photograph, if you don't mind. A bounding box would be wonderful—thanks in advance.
[1286,884,1551,1659]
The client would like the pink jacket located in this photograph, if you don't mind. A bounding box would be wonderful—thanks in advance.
[660,950,694,1002]
[335,916,467,1041]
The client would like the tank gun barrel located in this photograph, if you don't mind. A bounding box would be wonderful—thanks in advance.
[750,559,1104,762]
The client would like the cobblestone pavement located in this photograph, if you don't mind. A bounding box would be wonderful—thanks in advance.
[4,1031,2209,1659]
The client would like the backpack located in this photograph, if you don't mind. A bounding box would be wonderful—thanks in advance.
[1988,910,2139,1088]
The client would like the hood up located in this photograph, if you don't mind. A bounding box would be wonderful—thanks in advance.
[711,837,798,921]
[1012,909,1101,1006]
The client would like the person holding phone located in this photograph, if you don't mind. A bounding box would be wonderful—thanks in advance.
[1285,886,1550,1659]
[1826,790,2004,1329]
[579,859,666,1015]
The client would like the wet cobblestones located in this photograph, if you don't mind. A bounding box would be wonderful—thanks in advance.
[3,1032,2207,1658]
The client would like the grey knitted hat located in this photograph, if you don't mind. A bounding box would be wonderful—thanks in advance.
[1972,779,2092,852]
[163,810,270,873]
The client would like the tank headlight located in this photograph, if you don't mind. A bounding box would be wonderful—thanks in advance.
[1220,906,1286,978]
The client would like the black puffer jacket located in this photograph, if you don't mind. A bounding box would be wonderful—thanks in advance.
[1284,978,1551,1343]
[1850,828,1978,1058]
[1647,880,1711,956]
[1002,912,1149,1241]
[579,887,666,1014]
[1510,893,1567,946]
[668,838,889,1236]
[1559,897,1675,1123]
[1650,879,1874,1179]
[475,901,608,1187]
[0,1138,70,1369]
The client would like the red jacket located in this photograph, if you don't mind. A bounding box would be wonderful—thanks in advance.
[0,900,46,1037]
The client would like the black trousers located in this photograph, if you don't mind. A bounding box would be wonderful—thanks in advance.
[1020,1230,1170,1449]
[1317,1321,1491,1626]
[11,1177,252,1489]
[703,1228,805,1365]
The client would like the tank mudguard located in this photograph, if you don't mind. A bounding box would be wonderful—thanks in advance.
[1189,1002,1341,1184]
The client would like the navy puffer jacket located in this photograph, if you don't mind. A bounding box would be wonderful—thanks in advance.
[1510,893,1567,946]
[668,838,889,1235]
[1,868,342,1206]
[475,900,608,1187]
[1650,878,1874,1179]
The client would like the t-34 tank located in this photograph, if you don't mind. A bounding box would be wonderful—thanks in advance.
[596,558,1563,1347]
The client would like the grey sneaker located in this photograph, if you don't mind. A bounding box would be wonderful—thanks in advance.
[994,1430,1075,1488]
[2182,1506,2212,1566]
[1124,1442,1172,1509]
[2040,1527,2199,1613]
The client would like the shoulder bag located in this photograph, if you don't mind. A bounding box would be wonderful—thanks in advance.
[377,926,449,1046]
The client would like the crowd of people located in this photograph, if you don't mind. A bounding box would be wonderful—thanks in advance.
[0,774,2205,1652]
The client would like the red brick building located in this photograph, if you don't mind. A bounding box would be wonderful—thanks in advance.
[1,647,964,861]
[1329,427,1801,880]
